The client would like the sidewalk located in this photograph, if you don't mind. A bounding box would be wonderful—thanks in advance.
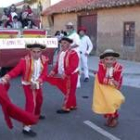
[88,56,140,88]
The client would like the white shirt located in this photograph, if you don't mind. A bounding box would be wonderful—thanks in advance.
[58,51,66,75]
[22,58,41,85]
[31,58,41,81]
[12,21,22,29]
[11,12,18,21]
[79,35,93,54]
[106,67,113,78]
[67,31,80,47]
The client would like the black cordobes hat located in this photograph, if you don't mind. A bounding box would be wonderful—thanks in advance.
[26,43,46,49]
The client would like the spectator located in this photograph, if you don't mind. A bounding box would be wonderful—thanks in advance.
[1,12,12,28]
[55,31,62,41]
[21,4,33,21]
[0,21,3,28]
[1,8,11,28]
[22,19,38,29]
[54,31,62,54]
[2,8,10,18]
[11,15,22,29]
[61,30,67,37]
[9,4,18,22]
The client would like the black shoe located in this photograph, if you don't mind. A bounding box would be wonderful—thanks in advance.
[70,107,77,111]
[56,109,70,114]
[22,129,37,137]
[84,78,89,82]
[39,115,46,120]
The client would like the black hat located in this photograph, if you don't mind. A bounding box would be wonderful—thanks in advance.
[100,49,120,59]
[26,43,46,49]
[60,37,73,44]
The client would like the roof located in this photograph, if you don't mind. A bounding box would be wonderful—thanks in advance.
[42,0,140,15]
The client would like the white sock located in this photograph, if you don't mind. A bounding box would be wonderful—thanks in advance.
[23,126,31,132]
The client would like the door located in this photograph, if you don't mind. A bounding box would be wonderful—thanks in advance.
[78,14,97,52]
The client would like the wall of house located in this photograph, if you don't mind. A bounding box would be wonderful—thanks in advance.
[41,16,49,28]
[42,13,78,36]
[52,13,78,35]
[97,6,140,61]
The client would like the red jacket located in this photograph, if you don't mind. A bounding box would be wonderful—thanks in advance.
[46,49,79,94]
[53,49,79,75]
[97,61,123,89]
[4,55,49,83]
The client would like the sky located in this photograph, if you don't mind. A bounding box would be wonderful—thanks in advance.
[0,0,23,7]
[0,0,61,7]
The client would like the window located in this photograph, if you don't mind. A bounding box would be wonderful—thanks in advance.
[123,22,135,47]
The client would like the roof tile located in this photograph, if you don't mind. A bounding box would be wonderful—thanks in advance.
[42,0,140,15]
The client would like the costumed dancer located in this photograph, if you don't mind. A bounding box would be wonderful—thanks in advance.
[0,84,39,129]
[47,37,79,114]
[92,49,125,127]
[1,43,49,137]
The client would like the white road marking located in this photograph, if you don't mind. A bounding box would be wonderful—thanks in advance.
[84,120,121,140]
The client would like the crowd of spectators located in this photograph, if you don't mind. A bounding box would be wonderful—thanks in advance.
[0,3,38,29]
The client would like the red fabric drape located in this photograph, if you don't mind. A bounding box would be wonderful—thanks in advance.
[0,84,39,129]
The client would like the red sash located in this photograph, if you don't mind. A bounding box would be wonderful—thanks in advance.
[46,76,67,95]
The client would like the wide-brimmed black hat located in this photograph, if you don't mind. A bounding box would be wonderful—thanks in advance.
[60,37,73,44]
[100,49,120,59]
[26,43,46,50]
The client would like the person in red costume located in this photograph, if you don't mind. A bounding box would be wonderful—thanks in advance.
[1,43,49,137]
[47,37,79,114]
[92,49,125,127]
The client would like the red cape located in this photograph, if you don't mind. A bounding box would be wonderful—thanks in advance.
[0,84,39,129]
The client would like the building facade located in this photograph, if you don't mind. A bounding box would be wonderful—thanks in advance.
[42,0,140,61]
[97,6,140,61]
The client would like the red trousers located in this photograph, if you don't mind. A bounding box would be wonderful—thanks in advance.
[46,72,78,110]
[23,85,43,116]
[63,72,78,110]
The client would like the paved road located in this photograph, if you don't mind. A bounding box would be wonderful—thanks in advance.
[0,76,140,140]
